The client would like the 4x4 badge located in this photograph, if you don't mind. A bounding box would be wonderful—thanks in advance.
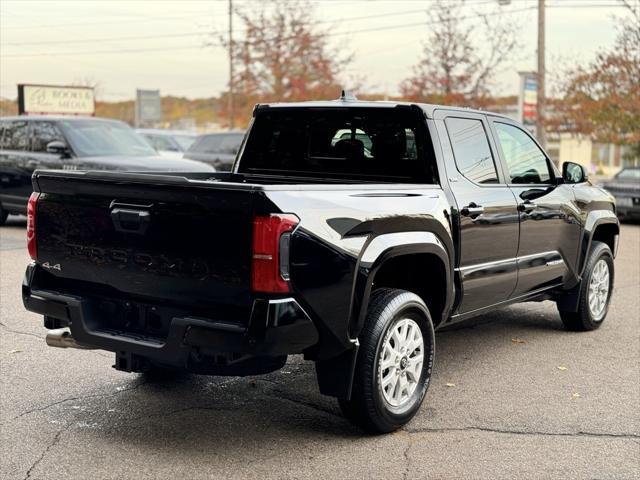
[42,262,62,271]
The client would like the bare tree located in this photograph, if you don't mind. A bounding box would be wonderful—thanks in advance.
[217,0,351,125]
[72,76,104,99]
[400,0,521,107]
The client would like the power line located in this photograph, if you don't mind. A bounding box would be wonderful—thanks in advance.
[0,1,497,31]
[0,11,220,30]
[5,7,451,47]
[4,31,213,47]
[547,4,631,7]
[0,5,537,59]
[1,45,209,59]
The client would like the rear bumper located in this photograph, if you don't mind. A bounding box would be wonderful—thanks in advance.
[22,264,319,373]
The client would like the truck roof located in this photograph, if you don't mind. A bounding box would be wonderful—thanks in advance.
[257,99,513,121]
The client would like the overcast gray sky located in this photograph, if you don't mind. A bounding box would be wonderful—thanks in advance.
[0,0,630,101]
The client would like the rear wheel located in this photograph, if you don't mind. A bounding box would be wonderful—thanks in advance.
[339,288,435,433]
[558,241,614,331]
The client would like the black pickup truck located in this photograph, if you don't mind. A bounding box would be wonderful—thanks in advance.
[23,98,619,433]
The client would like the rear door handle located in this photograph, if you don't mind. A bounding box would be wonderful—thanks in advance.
[461,202,485,218]
[518,201,537,213]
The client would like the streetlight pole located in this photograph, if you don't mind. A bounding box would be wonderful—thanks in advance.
[228,0,235,130]
[537,0,546,148]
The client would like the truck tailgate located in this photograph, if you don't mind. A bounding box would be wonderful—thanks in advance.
[32,172,257,316]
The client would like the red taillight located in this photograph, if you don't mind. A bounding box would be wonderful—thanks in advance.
[27,192,40,260]
[251,214,299,293]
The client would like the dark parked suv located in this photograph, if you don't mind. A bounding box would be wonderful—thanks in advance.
[23,98,619,433]
[0,116,213,224]
[602,167,640,221]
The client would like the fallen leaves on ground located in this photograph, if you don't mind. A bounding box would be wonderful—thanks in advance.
[557,365,568,371]
[445,383,456,388]
[511,338,527,344]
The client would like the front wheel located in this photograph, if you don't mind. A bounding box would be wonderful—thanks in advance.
[558,241,614,331]
[339,288,435,433]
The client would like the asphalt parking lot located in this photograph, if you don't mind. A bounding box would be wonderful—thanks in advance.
[1,217,638,480]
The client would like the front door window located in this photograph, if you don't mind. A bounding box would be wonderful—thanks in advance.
[495,123,553,185]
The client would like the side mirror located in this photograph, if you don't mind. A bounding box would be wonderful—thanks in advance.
[562,161,588,184]
[46,140,70,157]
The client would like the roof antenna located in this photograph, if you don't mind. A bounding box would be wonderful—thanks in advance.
[339,89,357,102]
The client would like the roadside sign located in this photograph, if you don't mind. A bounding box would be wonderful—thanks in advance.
[517,72,538,135]
[135,89,161,127]
[18,84,95,116]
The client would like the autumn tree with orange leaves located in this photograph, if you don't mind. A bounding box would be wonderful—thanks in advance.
[400,0,520,108]
[551,1,640,160]
[218,0,351,127]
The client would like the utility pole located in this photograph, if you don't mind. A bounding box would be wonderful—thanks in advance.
[228,0,235,130]
[537,0,546,148]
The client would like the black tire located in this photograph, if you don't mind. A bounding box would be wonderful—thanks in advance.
[558,241,614,331]
[339,288,435,433]
[0,206,8,226]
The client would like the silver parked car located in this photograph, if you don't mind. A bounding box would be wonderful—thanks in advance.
[137,129,198,159]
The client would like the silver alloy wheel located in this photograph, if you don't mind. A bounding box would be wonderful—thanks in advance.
[378,317,424,407]
[588,259,610,321]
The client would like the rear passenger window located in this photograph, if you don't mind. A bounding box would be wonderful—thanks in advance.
[445,118,499,184]
[0,120,31,151]
[32,121,65,152]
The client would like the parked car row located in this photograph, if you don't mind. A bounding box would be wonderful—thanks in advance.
[0,116,217,224]
[136,129,245,172]
[0,116,246,224]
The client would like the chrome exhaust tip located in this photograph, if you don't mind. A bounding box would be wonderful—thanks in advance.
[45,328,96,349]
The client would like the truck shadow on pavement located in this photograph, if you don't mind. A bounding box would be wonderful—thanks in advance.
[53,302,571,451]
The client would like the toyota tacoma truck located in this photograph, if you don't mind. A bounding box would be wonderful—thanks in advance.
[23,96,619,433]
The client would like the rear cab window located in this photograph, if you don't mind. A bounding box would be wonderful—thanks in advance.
[238,107,436,183]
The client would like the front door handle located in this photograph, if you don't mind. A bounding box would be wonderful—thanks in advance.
[518,201,537,213]
[461,202,485,218]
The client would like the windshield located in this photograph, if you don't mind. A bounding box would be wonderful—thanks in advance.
[174,134,196,151]
[61,120,157,157]
[616,168,640,180]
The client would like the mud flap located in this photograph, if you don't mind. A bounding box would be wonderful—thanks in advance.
[315,345,359,400]
[556,282,581,313]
